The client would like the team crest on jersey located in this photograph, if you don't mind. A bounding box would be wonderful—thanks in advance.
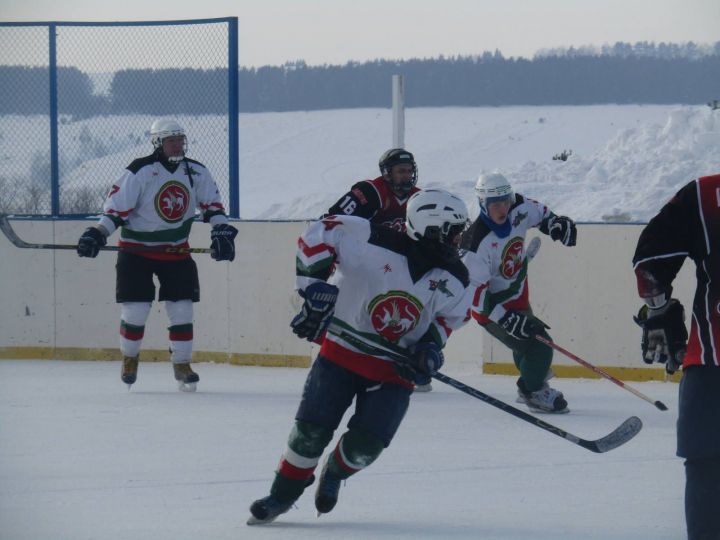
[155,181,190,223]
[512,211,527,228]
[368,291,423,342]
[381,217,406,232]
[429,278,454,297]
[500,236,525,279]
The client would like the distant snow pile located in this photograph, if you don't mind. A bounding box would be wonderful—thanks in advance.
[262,106,720,223]
[454,106,720,223]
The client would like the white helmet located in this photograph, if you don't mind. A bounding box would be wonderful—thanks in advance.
[150,119,187,162]
[475,172,514,213]
[406,189,469,260]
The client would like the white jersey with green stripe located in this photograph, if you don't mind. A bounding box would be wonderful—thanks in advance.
[296,215,472,380]
[97,153,227,247]
[461,194,550,325]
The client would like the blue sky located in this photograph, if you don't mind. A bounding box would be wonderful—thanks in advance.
[1,0,718,67]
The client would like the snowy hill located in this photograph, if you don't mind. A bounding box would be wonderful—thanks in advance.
[251,105,720,222]
[2,105,719,221]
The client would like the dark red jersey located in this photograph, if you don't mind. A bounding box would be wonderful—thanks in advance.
[633,175,720,368]
[326,176,420,232]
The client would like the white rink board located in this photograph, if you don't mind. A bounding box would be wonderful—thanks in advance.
[0,219,695,371]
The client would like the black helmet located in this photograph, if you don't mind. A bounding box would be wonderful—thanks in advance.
[378,148,418,195]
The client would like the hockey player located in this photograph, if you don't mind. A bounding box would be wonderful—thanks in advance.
[326,148,420,232]
[325,149,436,391]
[633,174,720,540]
[247,189,472,525]
[76,119,237,391]
[461,172,577,413]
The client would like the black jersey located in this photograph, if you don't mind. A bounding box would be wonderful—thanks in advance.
[633,174,720,367]
[326,176,420,232]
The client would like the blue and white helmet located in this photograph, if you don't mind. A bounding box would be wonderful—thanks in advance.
[475,172,514,214]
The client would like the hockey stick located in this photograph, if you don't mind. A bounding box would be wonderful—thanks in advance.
[432,371,642,453]
[534,335,668,411]
[0,214,211,254]
[329,326,642,453]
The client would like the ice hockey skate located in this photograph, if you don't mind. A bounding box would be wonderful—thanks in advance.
[121,355,138,388]
[414,373,433,392]
[517,379,569,414]
[315,456,343,516]
[247,495,297,525]
[173,362,199,392]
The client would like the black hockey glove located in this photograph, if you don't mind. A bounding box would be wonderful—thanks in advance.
[210,223,239,262]
[290,282,339,341]
[77,227,107,258]
[498,310,541,340]
[633,299,688,374]
[545,215,577,246]
[394,341,445,383]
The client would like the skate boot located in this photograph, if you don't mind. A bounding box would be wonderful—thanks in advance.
[413,373,433,393]
[247,495,296,525]
[516,369,555,403]
[247,475,315,525]
[173,362,199,392]
[121,355,139,387]
[315,456,344,515]
[517,379,569,414]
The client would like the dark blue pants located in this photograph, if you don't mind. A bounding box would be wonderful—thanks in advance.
[677,366,720,540]
[296,355,411,447]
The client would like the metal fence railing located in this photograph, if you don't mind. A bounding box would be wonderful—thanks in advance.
[0,18,239,217]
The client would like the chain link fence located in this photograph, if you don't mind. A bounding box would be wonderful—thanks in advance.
[0,18,238,217]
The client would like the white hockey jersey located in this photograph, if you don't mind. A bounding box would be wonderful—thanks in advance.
[461,195,552,325]
[97,153,228,260]
[296,215,472,387]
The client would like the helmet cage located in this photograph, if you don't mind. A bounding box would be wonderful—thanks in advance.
[150,120,187,163]
[379,148,418,195]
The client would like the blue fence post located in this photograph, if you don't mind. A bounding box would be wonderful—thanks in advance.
[49,23,60,216]
[228,17,239,218]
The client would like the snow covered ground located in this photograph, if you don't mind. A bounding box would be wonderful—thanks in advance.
[0,360,683,540]
[3,104,719,221]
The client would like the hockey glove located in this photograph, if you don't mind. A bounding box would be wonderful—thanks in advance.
[210,223,239,262]
[290,282,339,342]
[633,299,688,374]
[545,215,577,246]
[498,310,541,340]
[77,227,107,258]
[394,341,444,383]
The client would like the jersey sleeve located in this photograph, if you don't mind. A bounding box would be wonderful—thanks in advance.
[193,164,228,226]
[98,169,142,235]
[295,215,371,291]
[632,181,695,304]
[326,181,382,220]
[462,247,504,324]
[425,285,473,348]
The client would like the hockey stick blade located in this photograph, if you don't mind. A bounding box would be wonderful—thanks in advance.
[326,326,643,453]
[0,213,211,253]
[433,372,642,453]
[579,415,643,453]
[534,335,669,411]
